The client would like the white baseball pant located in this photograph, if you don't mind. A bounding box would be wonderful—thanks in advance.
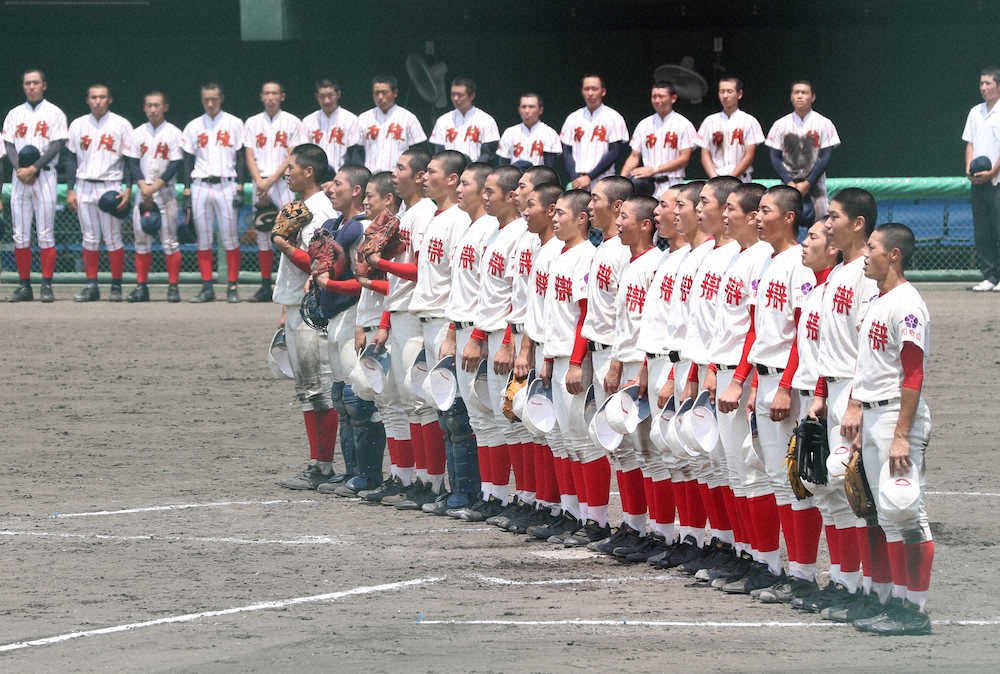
[817,378,869,529]
[387,311,438,425]
[11,170,57,248]
[76,180,123,251]
[192,179,239,251]
[754,371,800,506]
[456,326,504,448]
[715,368,768,499]
[551,355,601,463]
[284,303,333,413]
[131,188,179,255]
[327,306,359,383]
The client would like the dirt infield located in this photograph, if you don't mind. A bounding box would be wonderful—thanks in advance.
[1,282,998,672]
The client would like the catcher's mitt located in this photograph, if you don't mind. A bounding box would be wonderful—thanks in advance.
[359,210,403,260]
[503,376,530,422]
[784,427,813,500]
[307,228,346,278]
[844,451,876,520]
[300,285,328,333]
[271,200,312,241]
[795,416,830,487]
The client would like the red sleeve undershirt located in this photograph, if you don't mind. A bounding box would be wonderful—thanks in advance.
[502,323,512,345]
[901,342,924,391]
[290,248,312,274]
[472,322,514,345]
[687,363,699,383]
[733,305,757,384]
[374,257,418,282]
[324,278,362,296]
[814,377,828,398]
[379,311,391,330]
[369,280,389,295]
[570,298,589,366]
[778,307,803,390]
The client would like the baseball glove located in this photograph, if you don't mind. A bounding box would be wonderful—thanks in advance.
[271,200,312,241]
[795,416,830,487]
[307,228,346,278]
[359,210,403,260]
[503,376,530,421]
[844,451,876,520]
[784,426,813,500]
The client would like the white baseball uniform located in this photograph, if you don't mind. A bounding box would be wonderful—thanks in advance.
[506,223,536,332]
[560,105,629,181]
[302,106,362,172]
[182,111,245,251]
[244,110,305,252]
[410,204,472,319]
[497,121,561,166]
[429,106,500,161]
[636,243,690,357]
[124,120,184,255]
[524,236,562,344]
[67,111,132,252]
[854,282,932,541]
[765,110,841,217]
[696,109,765,181]
[357,104,426,173]
[3,99,67,249]
[628,110,699,196]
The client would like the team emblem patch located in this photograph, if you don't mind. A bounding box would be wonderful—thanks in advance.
[801,282,812,294]
[904,314,919,328]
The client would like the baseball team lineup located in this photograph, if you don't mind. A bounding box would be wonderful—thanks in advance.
[4,67,935,638]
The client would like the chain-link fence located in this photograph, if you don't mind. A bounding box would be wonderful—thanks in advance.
[0,178,983,282]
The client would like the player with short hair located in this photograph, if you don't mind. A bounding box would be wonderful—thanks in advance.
[3,68,68,303]
[123,90,184,303]
[765,80,840,227]
[429,76,500,164]
[963,67,1000,291]
[561,75,628,191]
[621,81,698,197]
[302,78,363,175]
[181,82,246,303]
[243,81,306,303]
[497,93,561,169]
[357,74,427,174]
[697,76,764,182]
[65,83,133,302]
[271,143,340,490]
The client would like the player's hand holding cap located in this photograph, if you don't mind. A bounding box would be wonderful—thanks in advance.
[878,460,920,520]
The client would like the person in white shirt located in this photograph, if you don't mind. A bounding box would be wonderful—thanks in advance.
[429,76,500,163]
[123,91,184,303]
[270,144,340,491]
[963,67,1000,291]
[621,81,698,198]
[497,93,561,169]
[560,75,628,190]
[766,80,841,227]
[65,83,133,302]
[3,68,67,303]
[697,77,764,182]
[302,78,362,174]
[357,74,427,174]
[244,81,306,303]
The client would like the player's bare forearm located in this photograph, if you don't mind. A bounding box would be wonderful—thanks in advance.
[493,341,514,376]
[514,336,534,380]
[891,387,920,469]
[965,142,974,176]
[700,148,717,178]
[620,151,640,177]
[658,148,692,175]
[703,368,717,405]
[841,398,863,441]
[603,360,622,394]
[808,395,826,420]
[769,386,792,421]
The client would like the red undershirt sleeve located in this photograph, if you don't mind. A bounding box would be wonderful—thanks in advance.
[752,370,758,388]
[369,280,389,295]
[733,305,757,384]
[470,329,488,342]
[687,363,699,383]
[901,342,924,391]
[290,248,312,273]
[569,298,589,366]
[814,377,828,398]
[324,278,362,295]
[502,324,513,345]
[375,258,418,282]
[379,311,391,330]
[708,363,717,374]
[778,308,802,390]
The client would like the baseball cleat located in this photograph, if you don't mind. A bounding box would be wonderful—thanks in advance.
[970,279,995,292]
[758,577,817,604]
[792,582,849,612]
[395,483,437,510]
[73,284,100,302]
[6,284,33,302]
[248,283,273,302]
[590,524,639,554]
[823,590,884,623]
[226,282,240,303]
[624,534,668,563]
[507,504,549,534]
[278,465,327,490]
[361,477,406,503]
[532,513,579,541]
[546,515,584,544]
[525,511,563,538]
[39,282,54,303]
[108,283,123,302]
[422,491,452,515]
[562,520,612,547]
[864,599,931,636]
[127,284,150,303]
[188,286,215,303]
[486,498,524,528]
[166,283,181,303]
[722,564,782,594]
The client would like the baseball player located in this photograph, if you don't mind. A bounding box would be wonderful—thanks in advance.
[806,188,887,620]
[754,217,838,605]
[845,222,934,636]
[560,75,628,190]
[963,68,1000,292]
[537,190,596,540]
[429,77,500,163]
[302,78,363,174]
[438,162,501,516]
[357,74,427,173]
[621,81,698,198]
[560,176,633,549]
[243,81,306,303]
[123,91,184,303]
[497,93,561,169]
[765,81,841,227]
[720,185,816,592]
[697,76,765,182]
[181,82,246,303]
[65,83,132,302]
[366,149,438,505]
[699,182,772,584]
[271,144,339,490]
[3,68,67,303]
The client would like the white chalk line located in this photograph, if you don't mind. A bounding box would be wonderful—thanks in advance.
[416,617,1000,628]
[47,499,318,519]
[0,530,345,546]
[0,576,443,654]
[475,573,675,586]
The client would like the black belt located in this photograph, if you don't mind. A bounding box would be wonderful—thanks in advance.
[645,350,680,363]
[798,389,813,397]
[715,363,738,371]
[824,375,852,384]
[755,364,784,376]
[195,176,233,184]
[81,178,112,183]
[453,320,475,330]
[652,175,673,184]
[861,398,897,410]
[509,323,523,334]
[419,316,443,323]
[589,341,613,352]
[362,326,377,334]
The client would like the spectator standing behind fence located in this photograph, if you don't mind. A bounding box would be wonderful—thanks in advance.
[963,68,1000,292]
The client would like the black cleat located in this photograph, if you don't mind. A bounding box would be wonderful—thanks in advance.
[6,284,33,302]
[39,282,54,303]
[188,286,215,303]
[395,482,437,511]
[591,524,640,554]
[562,519,612,547]
[864,599,931,636]
[166,283,181,303]
[108,283,123,302]
[531,513,578,541]
[623,534,668,563]
[278,465,328,490]
[127,284,150,302]
[248,283,273,302]
[227,282,240,303]
[525,510,563,538]
[824,590,885,623]
[361,477,406,503]
[74,284,100,302]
